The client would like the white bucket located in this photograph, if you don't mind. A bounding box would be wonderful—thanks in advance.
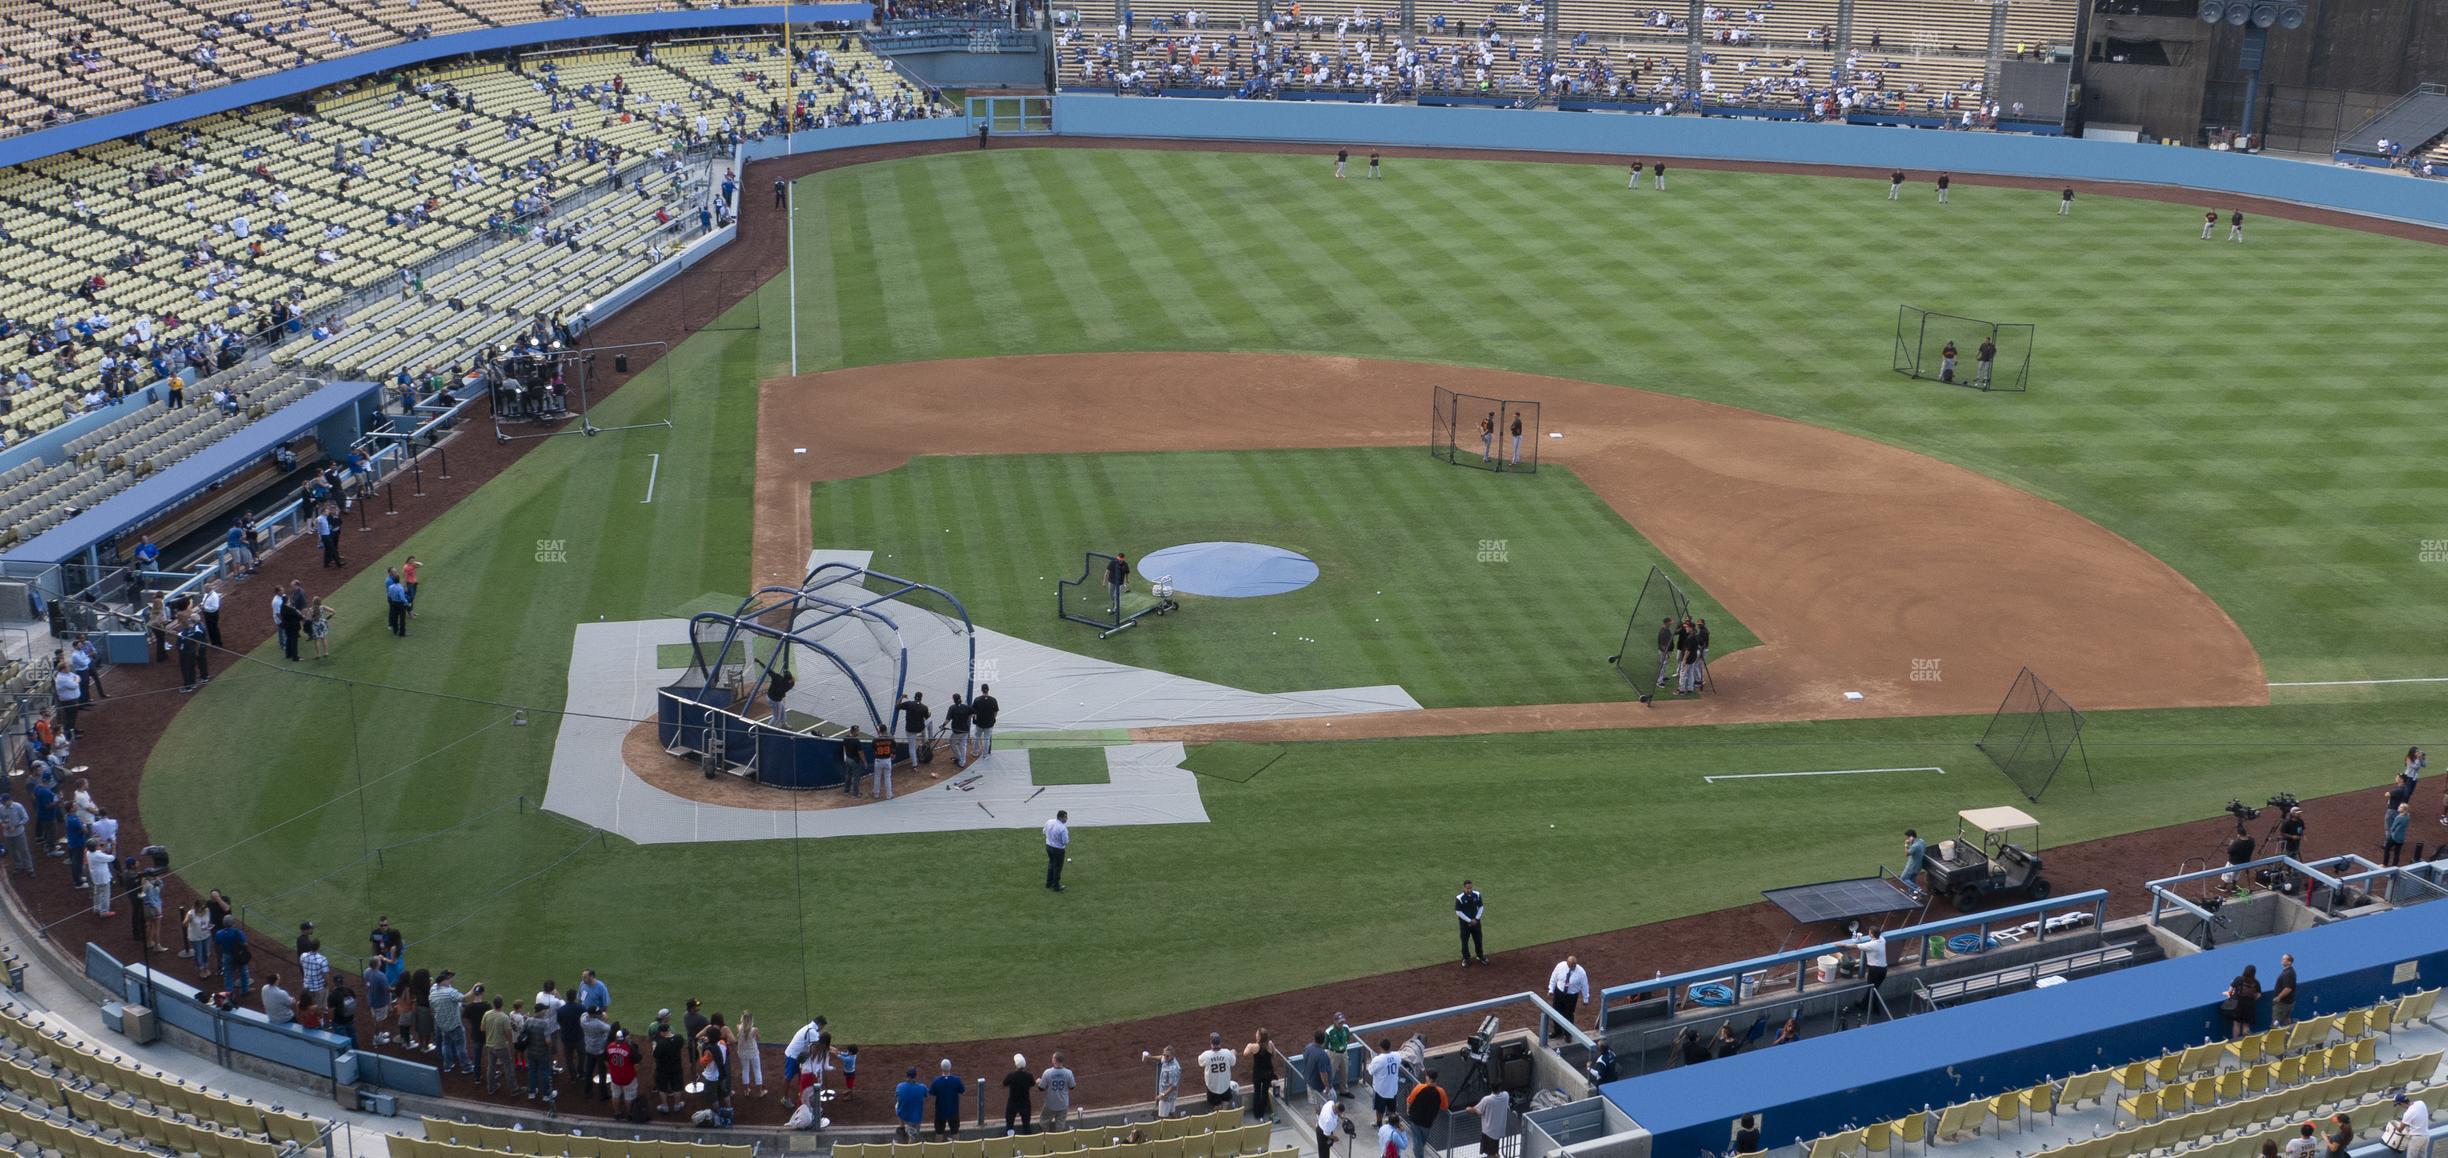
[1816,954,1840,983]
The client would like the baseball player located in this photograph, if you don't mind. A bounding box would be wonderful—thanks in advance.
[1335,148,1348,179]
[1652,160,1666,190]
[1975,334,1997,389]
[1628,160,1642,190]
[2202,210,2218,240]
[1367,151,1381,179]
[1939,340,1959,383]
[2228,210,2245,242]
[2058,186,2073,216]
[1936,173,1950,204]
[1507,412,1524,466]
[1887,170,1904,200]
[1478,413,1495,462]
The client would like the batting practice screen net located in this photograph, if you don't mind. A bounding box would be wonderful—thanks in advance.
[1893,306,2034,392]
[1057,552,1180,639]
[1609,565,1711,695]
[1975,666,2092,801]
[1429,386,1541,473]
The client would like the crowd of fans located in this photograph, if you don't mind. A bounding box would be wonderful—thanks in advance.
[0,35,805,449]
[1061,0,2037,120]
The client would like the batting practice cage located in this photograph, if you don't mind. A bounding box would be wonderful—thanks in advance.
[657,563,975,788]
[1058,551,1180,639]
[1975,666,2094,801]
[1893,306,2034,392]
[1430,386,1542,473]
[1608,565,1712,695]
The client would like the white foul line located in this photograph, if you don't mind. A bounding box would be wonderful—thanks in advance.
[1704,766,1946,784]
[2268,677,2448,687]
[642,453,660,505]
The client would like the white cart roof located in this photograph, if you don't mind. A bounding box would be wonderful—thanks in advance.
[1959,806,2041,833]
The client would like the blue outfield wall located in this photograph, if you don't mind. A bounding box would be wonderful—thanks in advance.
[739,116,974,162]
[1050,94,2448,229]
[1600,901,2448,1158]
[0,5,870,169]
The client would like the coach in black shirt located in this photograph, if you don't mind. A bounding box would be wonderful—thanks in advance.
[972,685,1000,758]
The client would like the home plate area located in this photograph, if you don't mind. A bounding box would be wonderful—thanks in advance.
[539,613,1416,845]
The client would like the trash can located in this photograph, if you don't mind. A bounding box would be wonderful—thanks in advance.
[615,353,629,373]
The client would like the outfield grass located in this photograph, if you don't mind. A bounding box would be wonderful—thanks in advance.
[141,150,2448,1042]
[816,448,1750,707]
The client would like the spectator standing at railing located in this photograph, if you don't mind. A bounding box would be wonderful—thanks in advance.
[1403,1071,1445,1156]
[214,922,251,997]
[1001,1053,1036,1134]
[178,611,211,689]
[200,582,224,647]
[0,796,27,879]
[2391,1093,2431,1158]
[1364,1039,1402,1126]
[50,663,84,742]
[931,1059,966,1139]
[1244,1029,1279,1122]
[85,842,113,917]
[2221,963,2262,1040]
[481,998,516,1093]
[2383,803,2411,867]
[1040,1052,1077,1129]
[1324,1013,1355,1096]
[2271,953,2297,1025]
[63,808,88,890]
[1301,1031,1331,1104]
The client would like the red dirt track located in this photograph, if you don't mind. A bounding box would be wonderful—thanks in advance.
[45,133,2429,1130]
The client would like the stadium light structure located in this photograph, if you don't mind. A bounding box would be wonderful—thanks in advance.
[2199,0,2310,149]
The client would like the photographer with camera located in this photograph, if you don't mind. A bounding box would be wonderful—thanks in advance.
[2279,806,2306,859]
[2222,813,2257,887]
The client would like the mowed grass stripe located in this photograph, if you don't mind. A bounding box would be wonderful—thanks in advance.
[813,448,1674,706]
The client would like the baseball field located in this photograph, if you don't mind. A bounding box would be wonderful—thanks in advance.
[140,145,2448,1049]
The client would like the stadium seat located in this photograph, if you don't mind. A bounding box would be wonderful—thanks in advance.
[2116,1087,2159,1126]
[1889,1110,1927,1155]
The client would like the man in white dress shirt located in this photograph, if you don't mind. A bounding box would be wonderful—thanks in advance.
[1545,956,1590,1042]
[1043,811,1070,892]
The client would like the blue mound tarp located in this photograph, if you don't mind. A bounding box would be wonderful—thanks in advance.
[1138,541,1319,597]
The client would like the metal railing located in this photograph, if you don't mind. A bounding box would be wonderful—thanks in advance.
[146,390,478,605]
[1595,889,2112,1025]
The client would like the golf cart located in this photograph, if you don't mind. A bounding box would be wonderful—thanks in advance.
[1921,806,2051,912]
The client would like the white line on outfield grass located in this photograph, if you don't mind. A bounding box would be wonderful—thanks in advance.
[1703,766,1946,784]
[642,453,660,504]
[2268,677,2448,687]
